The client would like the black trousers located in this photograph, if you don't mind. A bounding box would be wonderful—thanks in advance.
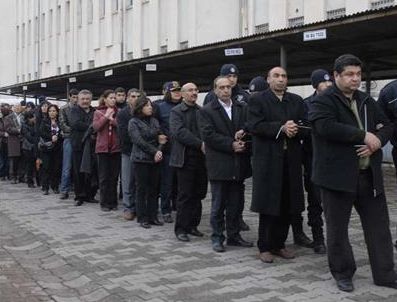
[292,151,324,242]
[41,148,62,191]
[9,156,22,181]
[174,155,207,235]
[72,151,96,201]
[258,156,291,253]
[97,153,121,209]
[210,180,244,244]
[135,162,160,222]
[22,149,36,185]
[321,170,396,284]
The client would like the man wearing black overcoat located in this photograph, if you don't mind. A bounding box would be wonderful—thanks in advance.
[199,76,252,253]
[309,54,396,292]
[248,66,306,264]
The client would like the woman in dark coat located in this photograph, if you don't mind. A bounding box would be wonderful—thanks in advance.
[128,96,165,228]
[39,104,63,195]
[92,90,121,211]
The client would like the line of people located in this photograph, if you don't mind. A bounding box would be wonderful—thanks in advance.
[1,53,397,293]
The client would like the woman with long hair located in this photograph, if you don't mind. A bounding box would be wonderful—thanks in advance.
[93,90,121,211]
[128,96,166,228]
[39,104,63,195]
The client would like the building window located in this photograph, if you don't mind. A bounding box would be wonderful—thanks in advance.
[57,67,62,75]
[28,73,31,81]
[99,0,105,18]
[112,0,118,12]
[142,49,150,57]
[160,45,168,54]
[127,52,133,60]
[56,5,61,35]
[28,20,32,45]
[179,41,189,50]
[288,16,304,27]
[255,23,269,34]
[34,72,38,79]
[48,10,53,37]
[65,1,71,31]
[88,60,95,68]
[371,0,395,9]
[22,23,25,48]
[127,0,134,8]
[88,0,93,24]
[66,65,71,73]
[16,26,19,49]
[78,62,83,70]
[77,0,82,27]
[327,8,346,19]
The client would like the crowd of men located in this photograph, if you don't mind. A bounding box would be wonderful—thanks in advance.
[1,53,397,293]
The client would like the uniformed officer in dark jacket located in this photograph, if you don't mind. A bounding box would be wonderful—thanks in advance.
[70,89,97,206]
[248,67,307,264]
[309,54,397,292]
[298,69,333,255]
[199,76,252,253]
[170,82,207,242]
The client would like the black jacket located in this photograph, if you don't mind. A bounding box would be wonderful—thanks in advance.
[169,102,203,168]
[309,85,392,195]
[248,89,306,215]
[128,116,161,164]
[70,106,95,152]
[203,84,250,106]
[39,118,63,152]
[198,99,251,181]
[21,121,38,153]
[117,105,134,155]
[377,79,397,147]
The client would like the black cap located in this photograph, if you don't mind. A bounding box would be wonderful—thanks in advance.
[311,69,332,89]
[249,76,269,93]
[220,64,239,76]
[20,100,27,106]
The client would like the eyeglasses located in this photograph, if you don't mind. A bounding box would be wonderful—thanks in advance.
[130,95,140,98]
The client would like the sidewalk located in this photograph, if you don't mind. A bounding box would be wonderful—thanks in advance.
[1,166,397,302]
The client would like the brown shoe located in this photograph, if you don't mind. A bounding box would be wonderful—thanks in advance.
[258,252,274,263]
[273,248,295,259]
[123,211,135,221]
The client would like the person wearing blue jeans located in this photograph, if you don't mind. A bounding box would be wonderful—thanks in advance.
[117,88,141,220]
[59,89,78,199]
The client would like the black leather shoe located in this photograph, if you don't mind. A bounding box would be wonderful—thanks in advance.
[239,219,250,231]
[294,232,314,248]
[375,281,397,289]
[43,190,49,195]
[59,193,69,200]
[53,189,60,194]
[176,233,190,242]
[140,221,151,229]
[227,236,253,248]
[313,243,327,254]
[149,219,164,226]
[74,200,84,207]
[189,228,204,237]
[212,242,225,253]
[336,279,354,292]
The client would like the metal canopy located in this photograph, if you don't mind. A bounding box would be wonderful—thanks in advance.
[2,6,397,99]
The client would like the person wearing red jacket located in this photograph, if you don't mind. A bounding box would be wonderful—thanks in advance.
[93,90,121,211]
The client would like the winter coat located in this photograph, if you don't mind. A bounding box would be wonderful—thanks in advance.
[248,89,306,215]
[70,106,95,152]
[198,99,251,181]
[116,105,134,155]
[3,112,22,157]
[92,106,120,154]
[309,85,392,195]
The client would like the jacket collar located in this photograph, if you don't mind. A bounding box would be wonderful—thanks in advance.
[329,85,370,109]
[180,101,199,112]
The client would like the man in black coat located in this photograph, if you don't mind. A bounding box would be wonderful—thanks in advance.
[248,67,307,264]
[309,54,396,292]
[170,82,207,242]
[297,69,333,254]
[199,76,252,253]
[70,89,97,206]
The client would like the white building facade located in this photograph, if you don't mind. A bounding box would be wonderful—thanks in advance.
[0,0,395,88]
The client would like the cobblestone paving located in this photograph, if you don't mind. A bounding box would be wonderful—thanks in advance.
[1,166,397,302]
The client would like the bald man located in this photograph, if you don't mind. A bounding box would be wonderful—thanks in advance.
[169,83,208,242]
[248,67,308,263]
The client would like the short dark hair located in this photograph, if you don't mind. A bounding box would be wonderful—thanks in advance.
[69,88,79,96]
[133,95,151,117]
[115,87,126,94]
[23,111,35,120]
[333,54,362,74]
[127,88,141,96]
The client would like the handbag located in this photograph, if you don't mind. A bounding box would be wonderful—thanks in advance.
[38,137,54,152]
